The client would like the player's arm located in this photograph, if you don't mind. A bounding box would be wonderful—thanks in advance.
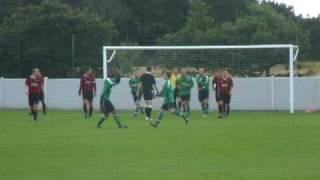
[153,84,159,96]
[78,76,83,96]
[153,77,159,96]
[229,78,234,95]
[159,81,167,97]
[212,78,216,91]
[24,78,29,95]
[40,77,44,93]
[137,82,142,96]
[128,79,132,88]
[137,76,143,96]
[111,71,121,86]
[188,77,194,88]
[93,76,97,96]
[196,75,203,90]
[205,76,209,87]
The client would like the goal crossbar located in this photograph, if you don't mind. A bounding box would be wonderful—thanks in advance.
[103,44,298,51]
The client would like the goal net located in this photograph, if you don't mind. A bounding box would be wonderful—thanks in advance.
[102,45,299,113]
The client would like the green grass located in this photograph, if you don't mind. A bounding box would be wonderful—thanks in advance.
[0,110,320,180]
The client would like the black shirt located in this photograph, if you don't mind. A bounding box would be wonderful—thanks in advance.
[140,72,156,93]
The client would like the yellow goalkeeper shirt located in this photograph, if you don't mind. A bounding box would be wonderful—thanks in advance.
[170,73,181,89]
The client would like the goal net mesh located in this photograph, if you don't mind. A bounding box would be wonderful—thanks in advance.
[106,48,292,77]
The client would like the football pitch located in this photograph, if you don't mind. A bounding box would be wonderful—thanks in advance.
[0,110,319,180]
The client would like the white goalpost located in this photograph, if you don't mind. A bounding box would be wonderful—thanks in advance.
[102,44,299,113]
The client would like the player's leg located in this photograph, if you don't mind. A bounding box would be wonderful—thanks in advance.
[97,99,107,128]
[32,104,38,121]
[215,93,222,117]
[198,91,203,113]
[198,90,208,116]
[153,106,166,128]
[174,89,181,116]
[204,91,209,115]
[144,91,153,120]
[203,98,209,116]
[182,101,190,124]
[87,92,94,117]
[97,113,109,128]
[220,93,227,118]
[40,91,46,114]
[180,96,186,117]
[82,95,89,118]
[28,94,33,115]
[218,100,224,118]
[88,100,93,117]
[112,110,128,129]
[181,96,190,124]
[138,92,144,114]
[132,92,139,117]
[31,94,40,121]
[225,94,231,117]
[176,97,182,117]
[185,99,191,124]
[145,100,153,120]
[82,91,92,118]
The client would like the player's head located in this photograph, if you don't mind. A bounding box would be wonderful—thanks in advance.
[181,68,187,76]
[199,68,205,75]
[163,71,171,80]
[146,66,152,72]
[86,67,93,74]
[32,68,40,76]
[133,68,139,76]
[223,69,229,77]
[137,69,143,77]
[215,69,222,77]
[172,68,180,75]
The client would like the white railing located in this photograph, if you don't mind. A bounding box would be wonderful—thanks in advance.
[0,77,319,111]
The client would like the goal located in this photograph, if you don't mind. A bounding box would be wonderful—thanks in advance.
[102,45,299,113]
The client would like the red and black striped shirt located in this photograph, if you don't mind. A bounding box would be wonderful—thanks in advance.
[212,75,222,94]
[218,77,233,94]
[25,75,43,94]
[79,74,96,93]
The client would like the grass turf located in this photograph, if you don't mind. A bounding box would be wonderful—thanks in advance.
[0,110,320,180]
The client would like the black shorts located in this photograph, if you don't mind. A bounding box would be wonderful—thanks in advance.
[215,93,221,102]
[174,88,180,98]
[221,93,231,104]
[132,91,142,102]
[40,91,45,101]
[82,91,94,101]
[180,95,191,101]
[198,90,209,102]
[143,91,154,101]
[28,93,41,106]
[100,99,115,114]
[161,103,175,111]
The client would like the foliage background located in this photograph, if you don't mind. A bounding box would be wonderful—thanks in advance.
[0,0,319,77]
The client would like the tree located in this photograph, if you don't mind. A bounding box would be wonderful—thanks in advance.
[159,2,310,76]
[261,0,296,19]
[120,0,189,45]
[159,0,217,45]
[0,1,116,78]
[302,17,320,60]
[204,0,256,23]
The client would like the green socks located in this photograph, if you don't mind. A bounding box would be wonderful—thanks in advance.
[97,117,106,127]
[114,114,122,128]
[201,103,209,114]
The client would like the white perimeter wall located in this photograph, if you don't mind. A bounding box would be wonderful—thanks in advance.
[0,77,320,111]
